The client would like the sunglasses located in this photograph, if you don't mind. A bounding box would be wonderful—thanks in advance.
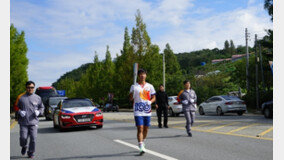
[26,87,35,89]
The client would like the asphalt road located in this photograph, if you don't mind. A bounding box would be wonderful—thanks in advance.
[10,112,273,160]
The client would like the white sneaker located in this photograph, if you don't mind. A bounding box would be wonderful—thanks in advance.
[139,143,145,155]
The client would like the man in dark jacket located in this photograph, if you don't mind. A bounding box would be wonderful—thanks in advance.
[14,81,44,158]
[155,84,169,128]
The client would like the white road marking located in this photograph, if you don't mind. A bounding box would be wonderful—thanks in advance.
[114,139,178,160]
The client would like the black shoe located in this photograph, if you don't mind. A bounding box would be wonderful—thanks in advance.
[28,152,34,159]
[188,132,192,137]
[158,125,162,128]
[164,125,168,128]
[21,146,27,155]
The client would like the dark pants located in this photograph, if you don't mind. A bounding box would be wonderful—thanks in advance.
[157,106,168,127]
[20,125,37,155]
[183,108,195,134]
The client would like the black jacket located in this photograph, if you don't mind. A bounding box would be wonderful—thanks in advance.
[155,91,169,107]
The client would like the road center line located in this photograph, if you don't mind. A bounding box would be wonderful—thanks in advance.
[114,139,178,160]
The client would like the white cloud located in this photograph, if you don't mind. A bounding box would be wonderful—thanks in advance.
[154,4,272,52]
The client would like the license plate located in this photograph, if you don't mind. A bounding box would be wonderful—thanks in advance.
[78,118,91,122]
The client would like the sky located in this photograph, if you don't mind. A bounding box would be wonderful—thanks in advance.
[10,0,273,87]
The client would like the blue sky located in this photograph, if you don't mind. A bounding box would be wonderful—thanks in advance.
[10,0,272,87]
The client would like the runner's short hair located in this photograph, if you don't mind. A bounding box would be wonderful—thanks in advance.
[138,68,147,75]
[26,81,35,87]
[183,80,190,85]
[159,84,164,87]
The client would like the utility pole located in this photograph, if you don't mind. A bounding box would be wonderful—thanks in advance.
[255,34,259,110]
[245,28,250,93]
[163,51,166,90]
[259,43,265,92]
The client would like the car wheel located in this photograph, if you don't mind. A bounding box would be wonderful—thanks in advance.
[58,118,65,132]
[97,125,103,129]
[237,111,244,116]
[216,107,223,116]
[169,108,175,117]
[199,106,205,115]
[264,107,272,118]
[46,116,51,121]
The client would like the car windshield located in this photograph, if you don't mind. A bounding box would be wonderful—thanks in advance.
[62,99,93,108]
[36,89,58,97]
[221,95,241,101]
[49,97,66,105]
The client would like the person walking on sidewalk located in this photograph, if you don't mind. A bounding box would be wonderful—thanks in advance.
[155,84,169,128]
[14,81,44,158]
[179,80,197,137]
[129,69,156,155]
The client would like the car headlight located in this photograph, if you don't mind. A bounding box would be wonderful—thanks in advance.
[61,115,71,119]
[96,112,103,117]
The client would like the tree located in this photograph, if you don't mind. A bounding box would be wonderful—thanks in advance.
[55,78,77,98]
[264,0,273,21]
[100,45,115,98]
[230,40,236,55]
[131,9,151,57]
[164,43,182,75]
[224,40,230,55]
[10,24,29,112]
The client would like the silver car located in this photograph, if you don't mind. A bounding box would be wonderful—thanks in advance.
[199,95,247,116]
[45,96,68,120]
[168,96,183,117]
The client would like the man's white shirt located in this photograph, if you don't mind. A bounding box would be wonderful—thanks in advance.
[130,82,156,116]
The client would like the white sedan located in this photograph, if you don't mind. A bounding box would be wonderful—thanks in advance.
[168,96,183,117]
[198,95,247,116]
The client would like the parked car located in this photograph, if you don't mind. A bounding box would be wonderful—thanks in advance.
[45,96,68,120]
[53,98,103,131]
[168,96,183,117]
[261,101,273,119]
[199,95,247,116]
[103,100,119,112]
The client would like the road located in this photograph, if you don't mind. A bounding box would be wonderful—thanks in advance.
[10,112,273,160]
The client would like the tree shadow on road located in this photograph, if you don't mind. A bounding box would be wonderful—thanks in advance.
[122,134,186,141]
[10,156,25,159]
[42,151,139,160]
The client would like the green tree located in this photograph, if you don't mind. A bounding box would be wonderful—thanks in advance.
[224,40,230,55]
[114,27,136,105]
[164,43,182,75]
[56,78,77,98]
[230,40,236,55]
[100,46,115,99]
[264,0,273,21]
[131,9,151,57]
[10,24,29,112]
